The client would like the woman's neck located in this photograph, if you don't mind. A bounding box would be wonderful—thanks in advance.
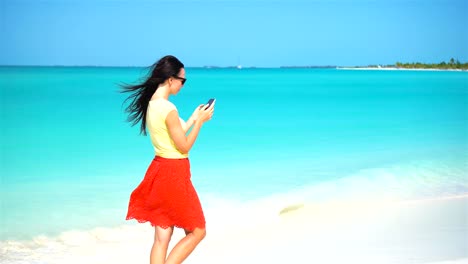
[152,83,170,100]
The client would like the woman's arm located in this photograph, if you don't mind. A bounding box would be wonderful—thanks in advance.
[182,104,205,134]
[166,103,214,154]
[182,117,194,134]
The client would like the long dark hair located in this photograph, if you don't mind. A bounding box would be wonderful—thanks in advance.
[121,55,184,135]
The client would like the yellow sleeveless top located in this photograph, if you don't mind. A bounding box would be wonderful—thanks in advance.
[146,99,188,159]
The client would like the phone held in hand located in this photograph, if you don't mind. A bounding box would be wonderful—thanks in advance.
[204,98,215,110]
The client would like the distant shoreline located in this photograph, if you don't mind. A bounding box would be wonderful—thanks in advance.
[337,66,467,72]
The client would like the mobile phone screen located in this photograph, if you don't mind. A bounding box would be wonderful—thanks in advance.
[205,98,215,109]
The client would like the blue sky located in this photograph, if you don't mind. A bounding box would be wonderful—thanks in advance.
[1,0,467,67]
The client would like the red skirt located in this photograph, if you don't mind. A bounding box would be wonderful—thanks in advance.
[126,156,205,230]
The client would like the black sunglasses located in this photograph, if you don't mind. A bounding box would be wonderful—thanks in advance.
[172,75,187,85]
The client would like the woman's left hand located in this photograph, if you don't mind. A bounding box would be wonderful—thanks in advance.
[189,104,205,123]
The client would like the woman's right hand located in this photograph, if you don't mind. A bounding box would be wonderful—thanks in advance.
[197,100,215,123]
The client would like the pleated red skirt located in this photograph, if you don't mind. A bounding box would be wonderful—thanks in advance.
[126,156,205,230]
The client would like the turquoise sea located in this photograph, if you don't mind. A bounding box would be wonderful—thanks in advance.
[1,66,467,245]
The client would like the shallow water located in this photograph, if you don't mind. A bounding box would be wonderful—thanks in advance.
[1,67,467,241]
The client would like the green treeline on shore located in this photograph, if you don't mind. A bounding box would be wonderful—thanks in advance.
[395,58,468,70]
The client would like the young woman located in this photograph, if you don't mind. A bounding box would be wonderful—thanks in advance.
[121,55,214,264]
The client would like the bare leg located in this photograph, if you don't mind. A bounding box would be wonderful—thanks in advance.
[150,226,174,264]
[165,227,206,264]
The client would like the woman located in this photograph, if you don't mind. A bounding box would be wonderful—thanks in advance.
[121,55,214,264]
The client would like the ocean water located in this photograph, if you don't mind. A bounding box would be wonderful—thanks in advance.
[1,67,467,252]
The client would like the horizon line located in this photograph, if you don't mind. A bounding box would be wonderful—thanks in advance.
[0,64,376,69]
[0,65,338,68]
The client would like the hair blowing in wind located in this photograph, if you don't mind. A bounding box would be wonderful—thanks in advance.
[120,55,184,135]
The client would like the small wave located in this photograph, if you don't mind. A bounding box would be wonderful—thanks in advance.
[236,157,468,217]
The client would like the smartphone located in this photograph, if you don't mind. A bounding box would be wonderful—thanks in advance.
[204,98,215,110]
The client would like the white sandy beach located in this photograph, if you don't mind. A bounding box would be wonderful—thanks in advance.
[2,194,467,264]
[192,195,468,264]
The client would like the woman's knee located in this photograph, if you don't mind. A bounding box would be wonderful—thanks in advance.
[193,228,206,241]
[185,227,206,241]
